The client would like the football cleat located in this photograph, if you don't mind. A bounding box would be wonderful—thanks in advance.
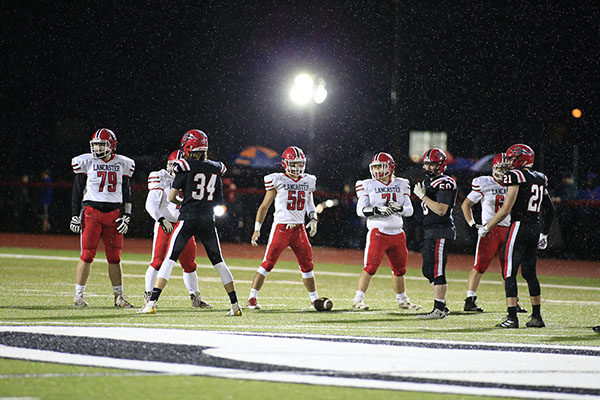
[417,308,447,319]
[73,293,88,307]
[191,292,213,309]
[246,297,261,310]
[496,317,519,328]
[398,299,421,310]
[143,291,152,305]
[516,302,528,313]
[226,303,243,316]
[137,300,157,314]
[464,296,483,312]
[352,300,370,310]
[525,315,545,328]
[593,326,600,333]
[114,294,135,308]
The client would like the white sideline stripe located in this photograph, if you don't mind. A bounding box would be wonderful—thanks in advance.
[0,326,599,400]
[0,372,161,379]
[1,253,599,292]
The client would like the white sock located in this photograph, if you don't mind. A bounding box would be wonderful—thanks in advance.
[145,267,158,292]
[75,284,85,295]
[249,288,259,299]
[435,298,446,304]
[113,286,123,296]
[396,293,408,302]
[309,291,319,302]
[353,290,365,303]
[467,290,476,297]
[183,271,199,294]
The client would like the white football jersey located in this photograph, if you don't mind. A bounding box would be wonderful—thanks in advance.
[355,177,413,235]
[467,175,511,227]
[145,169,180,223]
[265,173,317,224]
[71,153,135,204]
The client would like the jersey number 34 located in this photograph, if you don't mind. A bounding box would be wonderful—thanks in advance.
[192,173,217,201]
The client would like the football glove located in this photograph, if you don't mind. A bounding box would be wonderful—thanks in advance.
[115,214,131,235]
[374,206,393,217]
[537,233,548,250]
[477,224,490,238]
[306,218,318,237]
[388,201,403,213]
[70,216,81,233]
[158,217,173,234]
[413,182,426,199]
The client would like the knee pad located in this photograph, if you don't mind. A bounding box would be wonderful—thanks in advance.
[80,248,96,264]
[391,265,406,277]
[473,263,488,274]
[214,262,233,285]
[422,266,434,283]
[363,264,378,275]
[299,262,314,273]
[433,275,447,285]
[181,262,197,274]
[105,247,121,264]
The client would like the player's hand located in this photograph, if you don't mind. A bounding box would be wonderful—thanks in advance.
[537,233,548,250]
[251,230,260,246]
[115,214,131,235]
[374,206,393,217]
[306,219,318,237]
[413,182,426,199]
[158,217,173,233]
[388,201,403,213]
[70,216,81,233]
[477,224,490,238]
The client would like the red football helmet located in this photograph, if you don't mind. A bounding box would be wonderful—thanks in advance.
[167,150,184,174]
[369,152,395,180]
[181,130,209,158]
[506,144,534,169]
[281,146,306,176]
[422,148,448,176]
[90,128,117,159]
[180,129,208,152]
[492,153,510,182]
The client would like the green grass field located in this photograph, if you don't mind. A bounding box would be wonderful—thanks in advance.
[1,246,599,399]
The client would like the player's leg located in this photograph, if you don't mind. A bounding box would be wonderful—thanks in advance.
[520,224,544,328]
[197,223,241,316]
[139,220,192,313]
[496,222,522,328]
[74,207,102,306]
[418,238,449,319]
[289,226,319,307]
[102,209,133,308]
[145,223,167,304]
[387,232,420,310]
[180,236,212,309]
[353,229,384,310]
[465,232,495,312]
[248,224,290,309]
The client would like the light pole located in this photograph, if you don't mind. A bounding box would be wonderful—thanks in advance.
[290,73,327,143]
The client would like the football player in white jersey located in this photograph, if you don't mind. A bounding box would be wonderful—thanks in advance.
[461,153,527,313]
[70,128,135,308]
[249,146,321,309]
[143,150,212,309]
[352,153,421,311]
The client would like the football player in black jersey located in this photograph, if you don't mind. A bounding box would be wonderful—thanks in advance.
[414,148,457,319]
[478,144,555,328]
[139,130,242,316]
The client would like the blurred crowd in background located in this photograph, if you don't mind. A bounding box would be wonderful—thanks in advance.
[3,159,599,262]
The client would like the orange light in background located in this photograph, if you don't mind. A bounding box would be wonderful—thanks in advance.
[572,108,582,118]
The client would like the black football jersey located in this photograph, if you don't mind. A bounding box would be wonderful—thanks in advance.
[502,169,548,224]
[172,158,226,219]
[422,174,457,238]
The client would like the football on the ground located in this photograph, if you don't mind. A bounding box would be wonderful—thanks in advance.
[313,297,333,311]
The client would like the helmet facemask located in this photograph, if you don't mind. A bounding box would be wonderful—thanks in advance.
[492,163,508,182]
[90,140,112,159]
[284,160,306,176]
[369,161,390,180]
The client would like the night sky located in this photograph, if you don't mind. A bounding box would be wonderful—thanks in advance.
[2,1,599,189]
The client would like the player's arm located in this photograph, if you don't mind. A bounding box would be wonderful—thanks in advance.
[540,191,555,236]
[69,173,87,233]
[461,197,477,227]
[421,193,449,216]
[251,190,276,246]
[115,176,132,234]
[399,191,414,217]
[485,185,518,231]
[167,188,181,205]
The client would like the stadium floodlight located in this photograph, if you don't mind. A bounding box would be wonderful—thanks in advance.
[214,205,226,217]
[290,74,315,105]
